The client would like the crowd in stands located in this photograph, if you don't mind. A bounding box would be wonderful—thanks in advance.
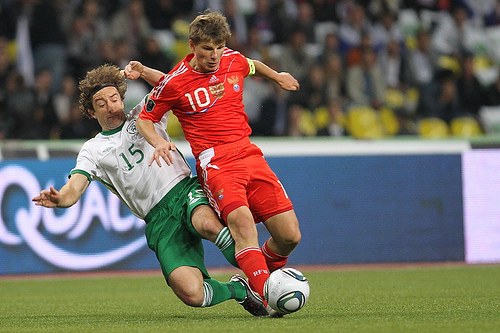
[1,0,500,140]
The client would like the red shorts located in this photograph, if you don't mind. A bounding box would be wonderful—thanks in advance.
[196,137,293,223]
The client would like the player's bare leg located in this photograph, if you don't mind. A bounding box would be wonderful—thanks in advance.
[226,206,270,299]
[262,210,301,271]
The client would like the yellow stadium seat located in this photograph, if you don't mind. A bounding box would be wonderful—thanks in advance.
[473,55,493,72]
[167,112,184,138]
[417,117,449,138]
[346,106,384,139]
[438,55,461,75]
[298,110,317,136]
[385,88,405,109]
[313,106,331,129]
[450,116,482,137]
[379,107,400,136]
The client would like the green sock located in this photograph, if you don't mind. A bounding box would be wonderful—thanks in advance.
[214,227,237,267]
[201,278,246,307]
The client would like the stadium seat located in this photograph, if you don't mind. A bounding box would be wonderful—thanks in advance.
[385,88,405,109]
[345,106,384,139]
[450,116,482,137]
[379,107,400,136]
[437,55,461,75]
[417,117,449,138]
[167,112,184,138]
[479,105,500,134]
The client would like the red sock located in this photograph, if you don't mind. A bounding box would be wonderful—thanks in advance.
[235,247,270,298]
[261,240,288,272]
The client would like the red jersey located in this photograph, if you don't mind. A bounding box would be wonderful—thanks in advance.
[139,48,253,158]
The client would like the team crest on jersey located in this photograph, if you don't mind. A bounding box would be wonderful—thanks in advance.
[146,99,155,112]
[126,119,141,140]
[209,83,225,98]
[228,75,240,92]
[215,188,224,201]
[126,119,137,134]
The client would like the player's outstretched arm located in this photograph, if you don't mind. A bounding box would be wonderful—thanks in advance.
[136,117,176,167]
[123,61,166,86]
[252,59,300,91]
[32,173,89,208]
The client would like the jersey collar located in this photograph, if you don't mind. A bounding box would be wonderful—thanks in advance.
[101,122,124,136]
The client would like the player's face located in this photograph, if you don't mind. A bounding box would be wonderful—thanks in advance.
[190,40,225,72]
[91,86,125,131]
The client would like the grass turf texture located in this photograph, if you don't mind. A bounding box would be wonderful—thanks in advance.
[1,264,499,333]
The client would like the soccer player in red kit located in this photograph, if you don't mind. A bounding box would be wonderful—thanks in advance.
[130,10,302,309]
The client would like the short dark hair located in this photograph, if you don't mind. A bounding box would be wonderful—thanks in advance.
[189,10,231,45]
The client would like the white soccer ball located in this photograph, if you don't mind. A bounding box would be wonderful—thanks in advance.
[264,267,310,314]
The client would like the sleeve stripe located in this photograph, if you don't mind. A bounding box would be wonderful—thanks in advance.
[70,169,92,183]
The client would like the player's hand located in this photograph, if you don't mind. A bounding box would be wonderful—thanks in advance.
[122,61,144,80]
[276,72,300,91]
[32,186,60,208]
[149,141,177,167]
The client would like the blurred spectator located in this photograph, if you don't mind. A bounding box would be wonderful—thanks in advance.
[59,100,99,139]
[345,30,373,67]
[255,82,290,136]
[294,1,317,43]
[53,74,78,126]
[0,37,14,104]
[431,4,476,57]
[378,38,407,89]
[4,71,35,138]
[244,77,272,135]
[316,99,346,137]
[32,68,58,138]
[484,71,500,106]
[246,0,280,44]
[289,63,331,112]
[346,46,386,109]
[318,31,341,63]
[310,0,338,22]
[461,0,499,27]
[371,11,404,52]
[402,0,441,14]
[65,0,107,80]
[114,38,134,69]
[456,53,487,116]
[240,25,270,62]
[324,53,346,102]
[417,69,462,123]
[108,0,152,58]
[97,38,119,66]
[30,0,67,93]
[287,104,310,137]
[338,2,372,56]
[275,28,316,82]
[367,0,401,19]
[223,0,248,49]
[404,28,439,88]
[144,0,192,30]
[137,36,174,77]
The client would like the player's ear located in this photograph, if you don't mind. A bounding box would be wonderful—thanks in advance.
[88,109,96,119]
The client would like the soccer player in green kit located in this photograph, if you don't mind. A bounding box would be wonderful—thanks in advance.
[32,63,268,316]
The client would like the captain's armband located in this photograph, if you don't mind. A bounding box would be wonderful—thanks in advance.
[247,58,256,76]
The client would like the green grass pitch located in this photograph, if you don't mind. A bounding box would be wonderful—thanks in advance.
[1,264,499,333]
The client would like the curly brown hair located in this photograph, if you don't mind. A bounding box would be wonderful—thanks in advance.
[78,64,127,118]
[189,10,231,45]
